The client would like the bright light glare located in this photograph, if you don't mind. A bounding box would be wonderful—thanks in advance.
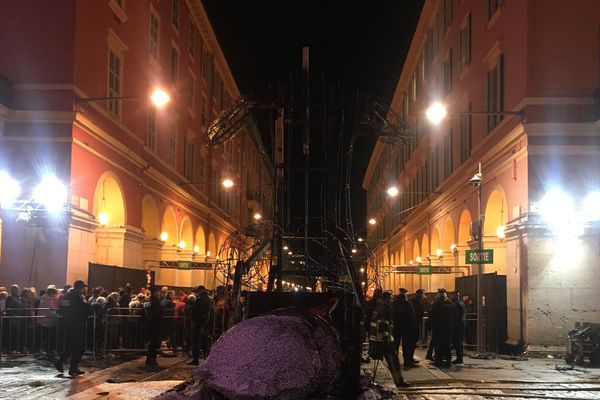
[450,243,457,253]
[98,212,109,226]
[351,248,357,254]
[160,232,168,241]
[222,179,234,188]
[386,186,399,197]
[178,241,186,249]
[253,212,262,220]
[193,245,200,253]
[425,102,448,125]
[496,226,506,241]
[539,189,574,230]
[34,175,67,213]
[288,251,293,255]
[283,245,289,250]
[368,218,376,225]
[436,248,443,257]
[0,171,20,205]
[360,267,365,273]
[357,237,363,242]
[416,256,422,263]
[150,89,170,108]
[583,191,600,221]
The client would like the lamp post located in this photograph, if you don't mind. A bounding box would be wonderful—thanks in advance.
[469,163,485,353]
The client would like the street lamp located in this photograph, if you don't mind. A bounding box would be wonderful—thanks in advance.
[222,178,234,188]
[386,186,399,197]
[425,102,524,125]
[368,218,377,225]
[76,88,171,108]
[469,163,485,353]
[253,212,262,220]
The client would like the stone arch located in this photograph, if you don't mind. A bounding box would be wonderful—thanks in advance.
[421,233,430,259]
[161,206,178,246]
[179,216,193,251]
[93,172,126,227]
[141,195,160,240]
[458,209,472,245]
[399,246,405,264]
[430,227,441,256]
[195,226,206,254]
[207,232,217,257]
[484,187,508,236]
[442,217,456,250]
[412,239,420,262]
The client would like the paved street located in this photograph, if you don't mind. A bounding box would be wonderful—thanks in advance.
[1,348,599,399]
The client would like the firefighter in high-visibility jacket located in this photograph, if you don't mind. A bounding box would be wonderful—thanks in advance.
[368,291,410,388]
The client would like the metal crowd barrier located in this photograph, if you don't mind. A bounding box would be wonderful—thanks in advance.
[102,307,190,356]
[0,308,96,362]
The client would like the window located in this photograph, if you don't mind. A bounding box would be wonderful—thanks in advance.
[188,72,195,110]
[172,0,179,30]
[444,128,453,179]
[170,47,179,85]
[460,103,472,163]
[460,14,471,70]
[488,0,505,20]
[487,56,504,132]
[184,136,194,181]
[107,50,122,118]
[443,50,453,95]
[169,124,177,168]
[444,0,453,32]
[188,21,195,58]
[200,95,208,127]
[146,107,156,150]
[149,12,159,59]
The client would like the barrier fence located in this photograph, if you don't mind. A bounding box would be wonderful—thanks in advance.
[0,307,191,363]
[417,313,481,349]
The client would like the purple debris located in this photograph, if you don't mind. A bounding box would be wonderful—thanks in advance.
[158,301,343,400]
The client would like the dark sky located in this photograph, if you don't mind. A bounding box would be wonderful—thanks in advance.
[203,0,424,231]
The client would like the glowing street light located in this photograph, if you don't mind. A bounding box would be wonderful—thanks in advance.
[425,102,448,125]
[436,248,444,258]
[98,212,109,226]
[160,232,168,241]
[357,237,363,242]
[368,218,376,225]
[253,212,262,220]
[351,248,357,254]
[34,174,67,213]
[193,245,200,253]
[288,251,293,255]
[150,88,170,108]
[283,245,289,250]
[386,186,399,197]
[0,171,20,206]
[178,240,186,249]
[222,179,234,188]
[360,267,365,273]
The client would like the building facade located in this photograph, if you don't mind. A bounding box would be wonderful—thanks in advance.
[0,0,273,290]
[364,0,600,349]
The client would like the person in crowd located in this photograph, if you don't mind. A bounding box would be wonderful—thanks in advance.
[392,288,418,367]
[188,286,211,365]
[161,289,176,351]
[6,284,22,314]
[410,289,426,349]
[451,291,465,364]
[31,287,42,308]
[88,287,103,303]
[429,288,456,367]
[0,290,7,314]
[368,291,409,388]
[119,287,132,309]
[104,292,121,349]
[38,286,59,353]
[55,284,71,307]
[143,285,163,367]
[55,280,92,376]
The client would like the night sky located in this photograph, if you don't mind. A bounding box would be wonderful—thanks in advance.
[203,0,424,229]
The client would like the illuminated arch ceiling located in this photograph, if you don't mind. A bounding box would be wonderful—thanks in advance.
[94,173,126,227]
[458,209,472,245]
[484,189,508,236]
[180,216,193,250]
[442,217,455,250]
[421,233,430,259]
[141,195,159,240]
[161,206,178,246]
[195,226,206,254]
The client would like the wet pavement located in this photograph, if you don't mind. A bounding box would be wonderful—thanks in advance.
[1,348,600,399]
[367,349,600,399]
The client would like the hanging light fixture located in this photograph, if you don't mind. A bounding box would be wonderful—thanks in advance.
[98,180,109,226]
[497,200,506,242]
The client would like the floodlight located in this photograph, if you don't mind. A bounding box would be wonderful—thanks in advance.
[150,88,170,108]
[222,179,234,188]
[386,186,399,197]
[425,102,448,125]
[0,171,20,206]
[539,189,574,229]
[34,174,67,213]
[583,191,600,222]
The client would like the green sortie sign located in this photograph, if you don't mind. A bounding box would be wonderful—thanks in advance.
[465,249,494,264]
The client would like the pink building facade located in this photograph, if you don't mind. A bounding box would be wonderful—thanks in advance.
[364,0,600,349]
[0,1,273,290]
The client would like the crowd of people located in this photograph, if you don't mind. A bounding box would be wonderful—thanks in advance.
[366,287,476,388]
[0,280,247,375]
